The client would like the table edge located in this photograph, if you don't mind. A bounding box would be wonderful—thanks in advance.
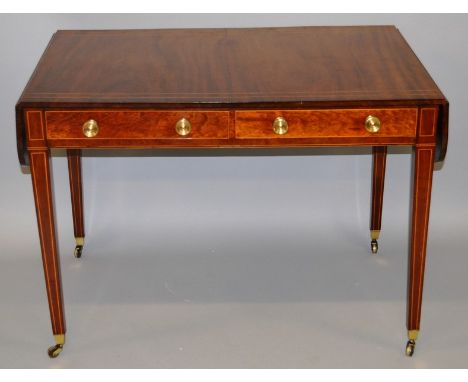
[16,99,449,169]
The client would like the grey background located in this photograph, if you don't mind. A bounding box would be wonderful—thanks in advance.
[0,14,467,368]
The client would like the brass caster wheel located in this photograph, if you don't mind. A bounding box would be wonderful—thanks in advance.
[74,245,83,258]
[47,344,63,358]
[405,340,416,357]
[371,239,378,254]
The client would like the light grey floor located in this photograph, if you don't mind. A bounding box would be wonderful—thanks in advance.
[1,152,467,368]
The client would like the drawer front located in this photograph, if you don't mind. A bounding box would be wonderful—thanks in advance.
[235,109,418,139]
[45,111,230,140]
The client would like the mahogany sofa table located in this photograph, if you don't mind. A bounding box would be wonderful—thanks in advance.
[16,26,449,358]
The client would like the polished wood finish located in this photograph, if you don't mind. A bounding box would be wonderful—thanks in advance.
[407,145,435,332]
[25,110,46,150]
[406,105,439,333]
[46,110,230,141]
[16,27,449,355]
[67,149,84,240]
[370,146,387,232]
[235,109,417,139]
[45,108,418,148]
[16,27,448,166]
[29,149,66,336]
[19,27,445,103]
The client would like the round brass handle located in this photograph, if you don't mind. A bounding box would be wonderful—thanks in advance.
[272,116,288,135]
[82,119,99,138]
[175,118,192,136]
[365,115,381,133]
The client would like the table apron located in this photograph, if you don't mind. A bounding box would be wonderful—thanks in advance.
[45,136,416,149]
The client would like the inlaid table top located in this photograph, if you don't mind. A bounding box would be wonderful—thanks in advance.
[18,26,446,104]
[16,26,449,167]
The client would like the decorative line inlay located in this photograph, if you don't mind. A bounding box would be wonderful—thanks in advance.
[30,150,64,334]
[26,111,45,141]
[409,146,434,329]
[42,150,63,334]
[371,147,386,230]
[419,108,437,137]
[24,89,443,102]
[30,151,56,333]
[416,147,434,327]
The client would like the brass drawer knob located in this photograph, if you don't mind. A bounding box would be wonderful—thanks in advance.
[82,119,99,138]
[175,118,192,136]
[365,115,381,133]
[272,116,288,135]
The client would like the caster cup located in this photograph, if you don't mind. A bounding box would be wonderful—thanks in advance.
[371,239,378,254]
[74,245,83,258]
[48,344,63,358]
[405,340,415,357]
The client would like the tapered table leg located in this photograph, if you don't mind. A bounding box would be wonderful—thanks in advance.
[29,149,66,357]
[370,146,387,254]
[67,149,85,258]
[406,145,435,357]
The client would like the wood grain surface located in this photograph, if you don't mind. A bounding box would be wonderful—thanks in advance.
[407,145,435,332]
[19,27,445,103]
[235,108,417,139]
[29,149,66,336]
[370,146,387,232]
[46,110,230,139]
[16,26,449,165]
[67,149,84,240]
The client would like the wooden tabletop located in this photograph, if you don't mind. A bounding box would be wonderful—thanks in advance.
[16,26,449,167]
[18,26,446,106]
